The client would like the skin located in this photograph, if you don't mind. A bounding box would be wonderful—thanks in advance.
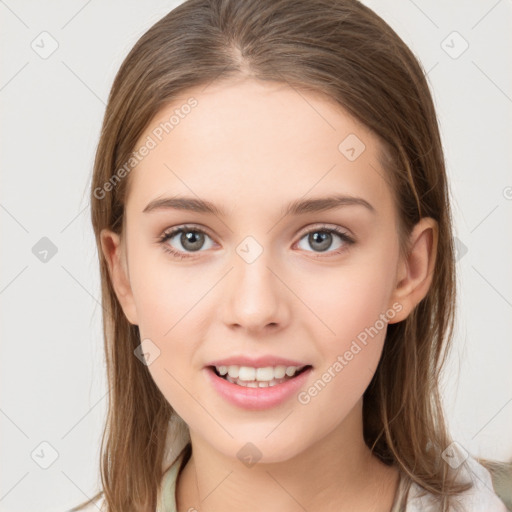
[101,77,438,511]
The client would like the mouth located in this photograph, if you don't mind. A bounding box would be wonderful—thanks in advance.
[208,364,313,388]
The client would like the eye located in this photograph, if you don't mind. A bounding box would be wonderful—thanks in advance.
[157,224,354,260]
[295,225,354,256]
[157,225,215,259]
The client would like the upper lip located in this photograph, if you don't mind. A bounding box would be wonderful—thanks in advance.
[206,355,312,369]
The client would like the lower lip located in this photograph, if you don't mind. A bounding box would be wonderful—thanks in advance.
[204,366,313,411]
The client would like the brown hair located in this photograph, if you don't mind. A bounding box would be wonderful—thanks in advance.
[73,0,480,510]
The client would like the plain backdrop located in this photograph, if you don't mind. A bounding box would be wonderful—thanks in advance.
[1,1,511,510]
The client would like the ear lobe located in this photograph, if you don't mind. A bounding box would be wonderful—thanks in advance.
[388,217,438,324]
[100,228,139,325]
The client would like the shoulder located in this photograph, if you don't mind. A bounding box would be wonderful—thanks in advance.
[404,455,509,512]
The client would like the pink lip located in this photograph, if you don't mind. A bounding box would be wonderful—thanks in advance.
[205,355,310,368]
[204,365,313,411]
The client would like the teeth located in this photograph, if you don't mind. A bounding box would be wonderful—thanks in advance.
[273,366,286,379]
[225,374,289,387]
[285,366,297,377]
[227,366,239,378]
[215,364,305,383]
[256,367,274,381]
[217,366,228,376]
[238,366,255,381]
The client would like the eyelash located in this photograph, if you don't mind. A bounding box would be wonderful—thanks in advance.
[157,224,355,260]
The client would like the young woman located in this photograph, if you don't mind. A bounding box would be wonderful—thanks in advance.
[72,0,509,510]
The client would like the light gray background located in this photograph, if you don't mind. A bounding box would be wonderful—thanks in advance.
[1,1,511,510]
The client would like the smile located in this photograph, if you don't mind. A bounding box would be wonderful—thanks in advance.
[205,364,313,410]
[212,364,310,387]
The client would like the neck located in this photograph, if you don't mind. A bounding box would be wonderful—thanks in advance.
[175,399,400,512]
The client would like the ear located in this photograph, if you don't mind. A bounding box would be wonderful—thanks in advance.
[100,228,139,325]
[388,217,438,323]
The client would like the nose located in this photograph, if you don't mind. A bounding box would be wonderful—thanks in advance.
[221,245,291,334]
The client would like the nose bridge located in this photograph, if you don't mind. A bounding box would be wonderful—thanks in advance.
[223,234,288,330]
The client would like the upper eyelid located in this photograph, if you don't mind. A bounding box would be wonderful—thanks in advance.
[161,223,214,239]
[296,223,352,238]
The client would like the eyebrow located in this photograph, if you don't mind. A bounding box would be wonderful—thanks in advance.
[142,194,375,217]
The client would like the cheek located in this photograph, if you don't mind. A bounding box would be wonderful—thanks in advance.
[294,242,398,392]
[295,332,384,444]
[299,258,397,346]
[128,243,208,336]
[126,245,208,403]
[296,269,393,423]
[127,226,398,424]
[308,271,389,391]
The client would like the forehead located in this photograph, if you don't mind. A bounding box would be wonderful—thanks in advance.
[126,78,392,217]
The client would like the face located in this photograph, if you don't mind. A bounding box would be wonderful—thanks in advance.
[101,77,433,463]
